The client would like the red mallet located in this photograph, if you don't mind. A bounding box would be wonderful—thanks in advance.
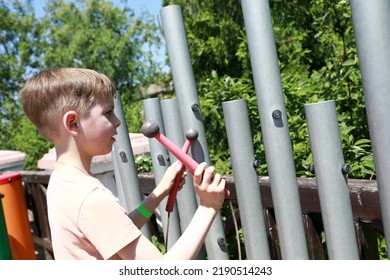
[165,128,198,212]
[142,121,230,202]
[142,121,198,173]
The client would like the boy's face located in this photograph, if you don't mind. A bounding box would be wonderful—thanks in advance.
[78,95,121,157]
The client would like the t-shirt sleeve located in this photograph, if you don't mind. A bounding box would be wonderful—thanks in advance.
[78,188,142,259]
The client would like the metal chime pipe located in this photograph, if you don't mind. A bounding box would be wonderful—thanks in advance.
[350,0,390,250]
[241,0,308,259]
[305,100,359,259]
[112,92,151,238]
[160,5,229,259]
[223,99,271,260]
[161,98,207,259]
[142,97,181,249]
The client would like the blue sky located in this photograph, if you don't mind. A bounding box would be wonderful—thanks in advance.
[32,0,164,18]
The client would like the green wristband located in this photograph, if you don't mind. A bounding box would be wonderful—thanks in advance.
[137,203,153,219]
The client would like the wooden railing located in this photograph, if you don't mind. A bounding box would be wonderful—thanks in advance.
[21,171,383,260]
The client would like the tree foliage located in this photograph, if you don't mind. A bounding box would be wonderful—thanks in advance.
[38,0,164,128]
[0,0,163,169]
[1,0,375,178]
[39,0,162,95]
[0,0,40,151]
[163,0,373,179]
[163,0,249,81]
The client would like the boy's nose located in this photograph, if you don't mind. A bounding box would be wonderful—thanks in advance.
[114,114,121,128]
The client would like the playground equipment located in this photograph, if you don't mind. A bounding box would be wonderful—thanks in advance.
[350,0,390,251]
[0,193,12,259]
[136,0,389,259]
[142,121,199,174]
[142,121,229,200]
[164,128,198,213]
[0,172,36,259]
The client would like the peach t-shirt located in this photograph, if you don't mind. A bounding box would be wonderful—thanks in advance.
[47,165,141,259]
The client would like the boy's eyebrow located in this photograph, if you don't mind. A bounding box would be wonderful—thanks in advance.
[103,103,115,110]
[105,106,115,112]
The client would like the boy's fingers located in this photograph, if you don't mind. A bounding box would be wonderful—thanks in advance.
[210,173,221,185]
[225,189,230,199]
[171,161,181,171]
[202,166,215,183]
[194,162,207,180]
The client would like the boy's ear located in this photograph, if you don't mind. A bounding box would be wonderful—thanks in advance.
[63,111,79,136]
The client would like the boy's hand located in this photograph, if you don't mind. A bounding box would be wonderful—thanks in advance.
[193,162,227,211]
[156,161,187,197]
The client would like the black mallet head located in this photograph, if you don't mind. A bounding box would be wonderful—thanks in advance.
[185,128,198,141]
[142,121,160,138]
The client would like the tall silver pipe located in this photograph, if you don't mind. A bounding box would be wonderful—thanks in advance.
[223,99,270,260]
[160,99,199,230]
[240,0,308,259]
[350,0,390,249]
[112,92,151,238]
[159,5,210,165]
[160,5,229,259]
[305,100,359,259]
[142,97,181,249]
[161,98,207,259]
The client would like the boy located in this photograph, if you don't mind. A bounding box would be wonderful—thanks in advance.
[20,67,227,260]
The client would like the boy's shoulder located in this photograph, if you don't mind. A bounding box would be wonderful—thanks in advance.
[48,167,107,196]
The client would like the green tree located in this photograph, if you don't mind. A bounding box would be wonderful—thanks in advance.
[0,0,40,151]
[162,0,248,81]
[163,0,373,179]
[11,117,52,170]
[39,0,164,130]
[271,0,369,177]
[1,0,165,170]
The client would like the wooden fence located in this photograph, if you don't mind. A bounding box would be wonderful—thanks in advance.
[22,171,383,260]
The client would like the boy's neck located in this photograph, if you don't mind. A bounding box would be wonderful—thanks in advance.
[55,146,92,176]
[55,161,91,176]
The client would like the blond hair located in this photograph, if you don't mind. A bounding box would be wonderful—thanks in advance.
[20,68,116,141]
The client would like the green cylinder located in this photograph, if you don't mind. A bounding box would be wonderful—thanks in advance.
[0,193,12,259]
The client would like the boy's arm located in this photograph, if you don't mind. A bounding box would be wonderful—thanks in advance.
[128,161,185,229]
[127,187,164,229]
[118,204,219,259]
[163,204,220,259]
[118,163,227,260]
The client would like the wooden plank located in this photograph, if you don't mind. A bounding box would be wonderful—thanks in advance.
[264,209,281,260]
[303,214,326,260]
